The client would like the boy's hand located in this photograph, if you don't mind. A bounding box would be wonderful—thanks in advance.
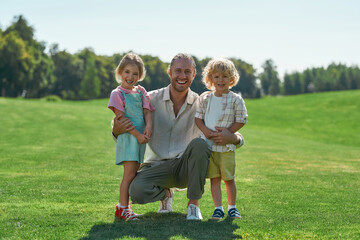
[212,127,238,145]
[204,128,215,139]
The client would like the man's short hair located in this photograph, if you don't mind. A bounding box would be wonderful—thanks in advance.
[168,53,196,72]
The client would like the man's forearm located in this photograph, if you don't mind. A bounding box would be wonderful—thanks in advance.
[234,132,244,147]
[112,115,134,138]
[112,132,118,141]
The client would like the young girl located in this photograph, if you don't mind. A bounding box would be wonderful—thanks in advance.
[195,58,247,220]
[108,53,154,220]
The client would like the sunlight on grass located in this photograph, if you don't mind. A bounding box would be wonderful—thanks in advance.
[1,91,359,239]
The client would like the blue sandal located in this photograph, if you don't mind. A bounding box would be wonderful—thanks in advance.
[228,208,242,219]
[211,209,225,220]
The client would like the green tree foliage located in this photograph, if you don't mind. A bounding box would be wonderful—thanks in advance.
[0,15,54,97]
[96,54,117,98]
[259,59,280,96]
[349,67,360,89]
[27,44,55,98]
[78,48,101,99]
[283,73,293,95]
[4,15,34,43]
[293,72,302,94]
[337,71,348,90]
[230,58,258,98]
[141,55,169,91]
[0,31,33,97]
[191,56,209,94]
[1,15,359,100]
[50,44,83,99]
[284,63,360,94]
[303,70,313,93]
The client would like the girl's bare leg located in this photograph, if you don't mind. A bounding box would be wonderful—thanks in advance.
[119,161,140,206]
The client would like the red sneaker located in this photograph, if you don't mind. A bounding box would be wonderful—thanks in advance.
[115,206,138,220]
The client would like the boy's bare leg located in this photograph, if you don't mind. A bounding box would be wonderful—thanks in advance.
[224,179,236,206]
[211,177,222,207]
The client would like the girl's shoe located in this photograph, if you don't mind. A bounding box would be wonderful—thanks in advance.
[211,209,225,220]
[228,208,242,219]
[115,206,139,220]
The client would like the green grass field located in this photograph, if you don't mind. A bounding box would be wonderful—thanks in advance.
[0,90,359,239]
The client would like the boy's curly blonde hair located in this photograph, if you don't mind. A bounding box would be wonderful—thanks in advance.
[202,58,240,90]
[115,53,146,83]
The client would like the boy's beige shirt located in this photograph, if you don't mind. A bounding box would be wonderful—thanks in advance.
[195,91,248,152]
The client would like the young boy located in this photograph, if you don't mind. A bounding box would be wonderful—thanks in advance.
[195,58,247,220]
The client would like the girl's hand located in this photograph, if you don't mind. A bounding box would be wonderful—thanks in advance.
[136,134,150,144]
[144,126,152,138]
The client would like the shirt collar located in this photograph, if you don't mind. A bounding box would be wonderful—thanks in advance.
[210,90,231,98]
[163,85,171,101]
[163,84,197,105]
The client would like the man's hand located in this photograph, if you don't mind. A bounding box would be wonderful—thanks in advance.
[212,127,239,146]
[112,114,134,138]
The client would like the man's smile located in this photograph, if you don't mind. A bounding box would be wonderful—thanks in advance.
[176,79,187,85]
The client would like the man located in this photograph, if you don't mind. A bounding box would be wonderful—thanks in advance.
[113,53,244,220]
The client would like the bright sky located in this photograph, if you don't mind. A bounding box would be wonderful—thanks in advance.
[1,0,359,78]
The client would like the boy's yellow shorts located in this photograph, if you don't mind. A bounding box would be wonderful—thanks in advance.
[206,151,235,181]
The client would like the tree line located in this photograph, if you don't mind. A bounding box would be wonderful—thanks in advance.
[1,16,359,100]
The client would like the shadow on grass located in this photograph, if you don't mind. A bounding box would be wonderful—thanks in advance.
[81,212,242,240]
